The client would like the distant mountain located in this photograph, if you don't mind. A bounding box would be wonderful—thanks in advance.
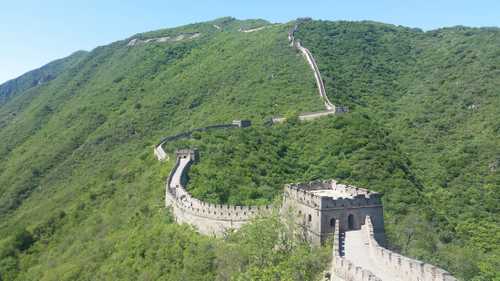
[0,50,88,106]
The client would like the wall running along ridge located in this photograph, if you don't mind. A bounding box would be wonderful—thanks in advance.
[153,20,456,280]
[154,122,245,161]
[289,23,334,111]
[239,26,269,33]
[166,149,272,235]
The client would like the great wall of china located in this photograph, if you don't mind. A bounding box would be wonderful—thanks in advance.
[153,19,457,281]
[331,217,457,281]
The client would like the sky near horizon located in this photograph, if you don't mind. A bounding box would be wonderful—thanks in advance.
[1,0,499,84]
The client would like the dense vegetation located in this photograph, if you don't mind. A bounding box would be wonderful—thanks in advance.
[295,20,499,281]
[0,51,87,106]
[0,17,498,280]
[0,17,327,280]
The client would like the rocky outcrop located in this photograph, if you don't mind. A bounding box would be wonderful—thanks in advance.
[127,33,201,46]
[239,26,268,33]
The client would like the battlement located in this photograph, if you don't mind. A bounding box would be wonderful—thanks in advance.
[284,179,382,210]
[165,148,271,234]
[169,183,272,221]
[362,217,457,281]
[175,149,198,162]
[231,119,251,128]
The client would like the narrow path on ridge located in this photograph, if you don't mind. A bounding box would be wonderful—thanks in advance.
[170,157,191,188]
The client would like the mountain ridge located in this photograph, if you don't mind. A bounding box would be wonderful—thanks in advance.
[0,17,498,281]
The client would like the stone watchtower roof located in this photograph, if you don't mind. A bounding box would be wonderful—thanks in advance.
[286,179,380,198]
[284,179,382,210]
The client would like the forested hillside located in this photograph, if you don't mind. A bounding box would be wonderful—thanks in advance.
[0,17,327,281]
[0,17,498,281]
[0,51,88,106]
[295,20,500,280]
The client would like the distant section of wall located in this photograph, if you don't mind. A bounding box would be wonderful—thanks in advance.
[271,107,349,124]
[289,22,335,111]
[298,108,348,121]
[239,26,268,33]
[154,120,251,161]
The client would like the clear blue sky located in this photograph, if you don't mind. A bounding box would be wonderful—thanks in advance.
[1,0,499,84]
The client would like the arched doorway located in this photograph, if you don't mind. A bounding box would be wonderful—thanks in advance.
[330,218,336,228]
[348,214,355,230]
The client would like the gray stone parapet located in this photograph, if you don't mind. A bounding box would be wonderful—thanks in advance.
[332,220,383,281]
[361,216,457,281]
[165,148,271,235]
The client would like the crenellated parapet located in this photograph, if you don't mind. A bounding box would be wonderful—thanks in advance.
[282,179,385,244]
[331,220,382,281]
[361,216,458,281]
[284,180,382,210]
[165,148,271,235]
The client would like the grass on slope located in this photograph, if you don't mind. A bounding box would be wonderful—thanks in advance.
[0,18,326,280]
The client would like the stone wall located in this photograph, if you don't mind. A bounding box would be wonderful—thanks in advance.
[165,150,272,236]
[239,26,268,33]
[362,217,457,281]
[153,24,457,280]
[155,122,247,161]
[289,23,335,111]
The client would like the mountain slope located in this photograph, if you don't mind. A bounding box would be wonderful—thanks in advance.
[0,17,498,281]
[295,20,500,280]
[0,50,88,107]
[0,18,330,281]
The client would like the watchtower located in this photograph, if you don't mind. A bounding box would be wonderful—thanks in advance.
[232,120,252,128]
[175,149,198,162]
[283,179,384,245]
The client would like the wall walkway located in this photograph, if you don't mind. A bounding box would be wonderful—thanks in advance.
[289,23,335,111]
[331,217,457,281]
